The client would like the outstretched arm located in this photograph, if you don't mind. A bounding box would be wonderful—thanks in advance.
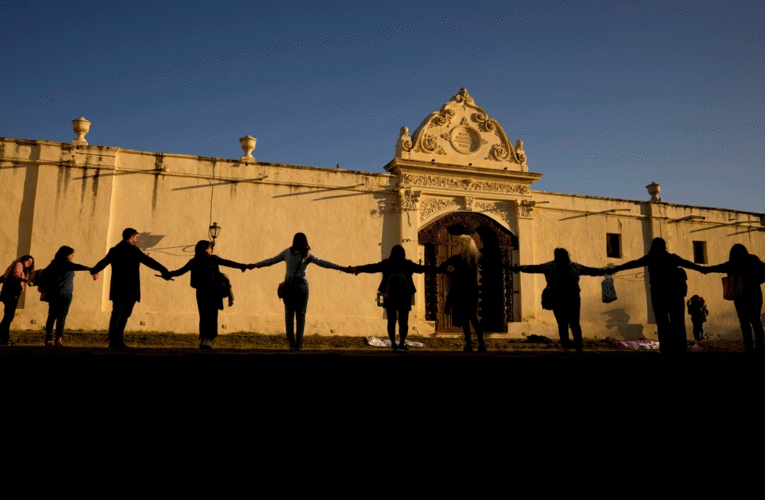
[90,250,113,275]
[166,260,193,280]
[253,250,287,269]
[355,262,384,275]
[610,255,649,274]
[215,256,249,273]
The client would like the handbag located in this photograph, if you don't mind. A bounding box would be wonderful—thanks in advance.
[277,259,302,302]
[722,275,744,300]
[541,287,558,310]
[601,275,617,303]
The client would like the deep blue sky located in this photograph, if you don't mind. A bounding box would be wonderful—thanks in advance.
[2,0,763,213]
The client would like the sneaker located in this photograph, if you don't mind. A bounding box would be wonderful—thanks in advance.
[397,344,409,352]
[200,339,213,349]
[55,337,68,348]
[477,344,487,353]
[45,340,55,348]
[0,340,15,346]
[391,344,398,352]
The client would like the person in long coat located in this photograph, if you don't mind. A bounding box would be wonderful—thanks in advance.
[612,237,703,353]
[438,235,487,352]
[166,240,252,349]
[90,227,169,348]
[701,244,765,352]
[354,245,439,352]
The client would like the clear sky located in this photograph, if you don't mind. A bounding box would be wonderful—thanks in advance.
[1,0,763,213]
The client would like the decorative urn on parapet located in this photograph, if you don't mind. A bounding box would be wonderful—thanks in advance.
[240,135,257,162]
[646,182,662,202]
[72,117,91,145]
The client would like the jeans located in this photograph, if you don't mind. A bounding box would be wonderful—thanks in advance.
[0,296,19,344]
[45,295,72,341]
[284,280,309,347]
[651,291,687,353]
[734,295,764,351]
[552,293,582,350]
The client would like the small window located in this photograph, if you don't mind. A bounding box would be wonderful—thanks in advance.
[693,241,707,264]
[607,234,622,258]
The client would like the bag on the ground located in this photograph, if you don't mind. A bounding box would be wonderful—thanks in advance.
[601,275,617,303]
[722,275,744,300]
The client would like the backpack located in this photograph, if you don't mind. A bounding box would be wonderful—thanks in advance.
[385,271,410,298]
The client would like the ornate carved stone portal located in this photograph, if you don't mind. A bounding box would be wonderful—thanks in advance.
[384,89,544,334]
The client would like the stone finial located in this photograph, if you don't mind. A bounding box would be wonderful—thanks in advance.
[396,126,412,156]
[240,135,257,162]
[646,182,662,202]
[514,140,526,163]
[72,117,91,145]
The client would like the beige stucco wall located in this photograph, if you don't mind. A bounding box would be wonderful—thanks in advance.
[1,137,409,336]
[516,191,765,340]
[2,119,763,341]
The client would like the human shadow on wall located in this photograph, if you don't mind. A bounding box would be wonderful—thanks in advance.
[135,233,166,252]
[602,308,645,340]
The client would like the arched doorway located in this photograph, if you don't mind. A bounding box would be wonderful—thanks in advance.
[418,212,518,333]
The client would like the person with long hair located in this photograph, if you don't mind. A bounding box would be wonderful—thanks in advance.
[166,240,253,349]
[39,246,99,347]
[510,248,607,353]
[253,233,353,351]
[354,245,439,352]
[438,235,487,352]
[611,237,703,353]
[701,244,765,352]
[0,254,34,346]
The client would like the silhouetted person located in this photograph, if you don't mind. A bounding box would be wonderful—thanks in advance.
[702,244,765,352]
[354,245,439,352]
[252,233,353,351]
[166,240,252,349]
[511,248,607,352]
[90,228,169,348]
[612,237,702,353]
[686,295,708,341]
[40,246,99,347]
[0,254,34,346]
[438,235,486,352]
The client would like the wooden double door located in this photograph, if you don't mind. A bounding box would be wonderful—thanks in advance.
[419,212,517,333]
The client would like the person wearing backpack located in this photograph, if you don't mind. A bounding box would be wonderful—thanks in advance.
[510,248,607,353]
[354,245,439,352]
[686,295,709,341]
[165,240,253,349]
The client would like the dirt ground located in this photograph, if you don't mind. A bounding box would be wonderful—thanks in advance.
[0,329,751,353]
